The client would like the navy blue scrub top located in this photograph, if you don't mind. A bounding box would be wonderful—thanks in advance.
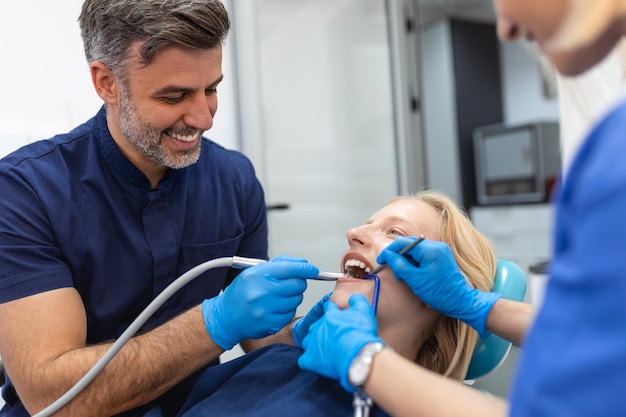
[0,106,268,416]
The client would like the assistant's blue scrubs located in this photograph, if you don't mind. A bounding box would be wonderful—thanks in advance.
[510,100,626,416]
[0,106,268,417]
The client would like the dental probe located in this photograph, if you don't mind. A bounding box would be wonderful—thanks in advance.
[232,256,346,280]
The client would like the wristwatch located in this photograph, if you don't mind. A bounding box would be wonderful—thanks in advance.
[348,342,386,389]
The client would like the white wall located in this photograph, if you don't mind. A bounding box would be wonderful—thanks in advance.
[421,20,463,203]
[501,40,560,124]
[0,0,239,158]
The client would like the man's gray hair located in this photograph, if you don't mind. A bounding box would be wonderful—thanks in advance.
[79,0,230,76]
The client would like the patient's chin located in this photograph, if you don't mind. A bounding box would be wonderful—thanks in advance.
[330,288,372,310]
[329,291,350,309]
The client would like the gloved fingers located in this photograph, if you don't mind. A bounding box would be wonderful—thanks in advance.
[202,297,239,350]
[345,294,379,330]
[377,247,422,279]
[378,236,419,257]
[303,292,332,320]
[298,335,332,376]
[378,238,461,275]
[253,275,308,297]
[348,293,373,310]
[252,259,320,280]
[376,236,423,267]
[264,311,300,335]
[259,293,305,315]
[323,298,341,314]
[299,299,383,393]
[299,309,328,352]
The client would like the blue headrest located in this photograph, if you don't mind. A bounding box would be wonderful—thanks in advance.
[465,259,527,380]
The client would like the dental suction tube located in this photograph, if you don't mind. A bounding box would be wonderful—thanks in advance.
[32,256,342,417]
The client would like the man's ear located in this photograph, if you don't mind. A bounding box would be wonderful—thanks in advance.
[90,61,120,105]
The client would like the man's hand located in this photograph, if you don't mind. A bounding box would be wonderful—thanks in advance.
[202,255,319,350]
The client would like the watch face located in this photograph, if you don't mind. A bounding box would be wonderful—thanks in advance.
[348,342,384,388]
[349,358,369,387]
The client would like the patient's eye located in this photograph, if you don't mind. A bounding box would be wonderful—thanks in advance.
[388,228,405,237]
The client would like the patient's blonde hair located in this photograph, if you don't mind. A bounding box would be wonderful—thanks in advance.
[386,189,496,381]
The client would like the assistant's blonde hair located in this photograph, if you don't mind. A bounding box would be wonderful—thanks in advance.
[387,189,496,380]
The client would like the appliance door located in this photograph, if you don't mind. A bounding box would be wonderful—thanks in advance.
[479,127,542,204]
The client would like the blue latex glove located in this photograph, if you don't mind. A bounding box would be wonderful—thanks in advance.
[298,293,383,393]
[292,292,332,348]
[202,255,319,350]
[377,236,500,338]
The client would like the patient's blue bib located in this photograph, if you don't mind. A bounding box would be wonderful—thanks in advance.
[178,344,390,417]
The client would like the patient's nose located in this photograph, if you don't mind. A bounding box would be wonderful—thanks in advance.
[346,225,369,248]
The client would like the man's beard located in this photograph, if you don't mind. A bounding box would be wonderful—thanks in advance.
[118,91,202,169]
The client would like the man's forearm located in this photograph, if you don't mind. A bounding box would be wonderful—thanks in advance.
[30,305,223,417]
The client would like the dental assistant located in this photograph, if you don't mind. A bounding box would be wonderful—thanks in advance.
[0,1,321,416]
[299,1,626,416]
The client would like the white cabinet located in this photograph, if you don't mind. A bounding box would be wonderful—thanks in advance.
[470,204,554,304]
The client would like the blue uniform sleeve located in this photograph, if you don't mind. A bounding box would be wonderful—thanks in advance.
[0,158,73,303]
[510,102,626,416]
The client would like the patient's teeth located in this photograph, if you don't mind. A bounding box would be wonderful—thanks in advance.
[344,259,367,270]
[344,258,373,279]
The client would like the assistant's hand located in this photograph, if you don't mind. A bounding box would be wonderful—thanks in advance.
[298,293,383,393]
[292,292,332,348]
[202,255,319,350]
[377,236,500,338]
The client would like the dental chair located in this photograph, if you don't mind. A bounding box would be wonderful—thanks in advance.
[465,258,527,382]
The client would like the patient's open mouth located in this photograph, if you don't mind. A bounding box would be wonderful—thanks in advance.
[344,259,372,279]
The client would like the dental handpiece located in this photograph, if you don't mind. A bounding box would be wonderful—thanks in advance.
[232,256,346,281]
[231,236,424,281]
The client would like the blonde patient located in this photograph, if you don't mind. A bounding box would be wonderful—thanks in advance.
[332,190,495,380]
[178,190,496,417]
